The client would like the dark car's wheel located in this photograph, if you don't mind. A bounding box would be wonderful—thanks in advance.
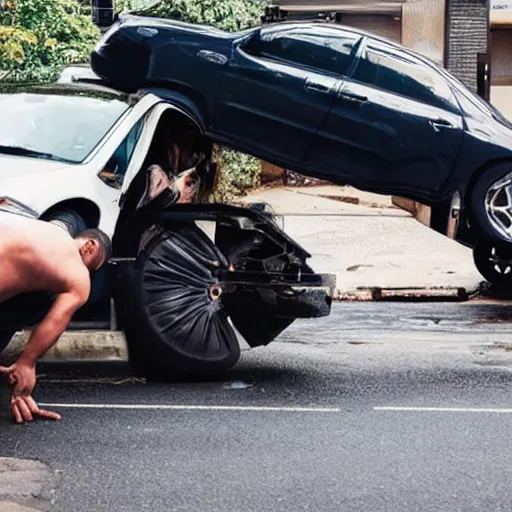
[115,223,241,380]
[470,162,512,244]
[41,208,87,237]
[473,238,512,287]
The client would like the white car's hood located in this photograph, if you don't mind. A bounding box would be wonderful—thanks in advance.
[0,153,72,179]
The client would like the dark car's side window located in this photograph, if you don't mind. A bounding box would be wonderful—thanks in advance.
[257,28,360,77]
[352,46,459,112]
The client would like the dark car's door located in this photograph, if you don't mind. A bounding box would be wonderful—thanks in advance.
[214,26,362,163]
[308,39,464,197]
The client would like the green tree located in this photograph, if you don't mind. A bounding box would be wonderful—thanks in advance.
[0,0,100,81]
[141,0,265,32]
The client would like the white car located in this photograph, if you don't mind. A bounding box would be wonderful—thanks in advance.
[0,77,180,237]
[0,77,334,379]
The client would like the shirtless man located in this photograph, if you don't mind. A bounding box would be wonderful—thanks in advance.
[0,214,111,424]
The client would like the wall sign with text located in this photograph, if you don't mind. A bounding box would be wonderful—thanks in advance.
[491,0,512,24]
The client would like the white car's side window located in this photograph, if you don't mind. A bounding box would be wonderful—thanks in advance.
[98,117,145,189]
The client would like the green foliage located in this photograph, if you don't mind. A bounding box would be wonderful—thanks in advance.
[211,146,261,201]
[140,0,265,32]
[0,0,100,82]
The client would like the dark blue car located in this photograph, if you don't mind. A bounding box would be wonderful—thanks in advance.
[92,16,512,286]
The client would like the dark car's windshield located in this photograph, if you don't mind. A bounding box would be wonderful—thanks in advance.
[0,85,132,163]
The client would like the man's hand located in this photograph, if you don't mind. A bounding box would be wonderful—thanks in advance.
[0,359,36,397]
[0,364,61,423]
[10,395,61,424]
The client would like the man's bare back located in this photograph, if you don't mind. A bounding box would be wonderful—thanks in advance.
[0,215,90,303]
[0,213,111,424]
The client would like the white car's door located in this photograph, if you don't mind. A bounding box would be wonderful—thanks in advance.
[91,115,146,236]
[84,94,161,237]
[119,102,184,201]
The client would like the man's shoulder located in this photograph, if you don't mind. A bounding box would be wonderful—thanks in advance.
[58,256,91,303]
[68,263,91,292]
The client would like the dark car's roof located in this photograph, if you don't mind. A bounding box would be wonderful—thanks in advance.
[117,13,231,37]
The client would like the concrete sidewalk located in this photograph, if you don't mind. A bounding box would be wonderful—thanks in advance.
[0,457,55,511]
[243,186,483,300]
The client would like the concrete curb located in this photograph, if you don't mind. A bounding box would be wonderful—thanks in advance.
[336,285,482,302]
[0,331,129,364]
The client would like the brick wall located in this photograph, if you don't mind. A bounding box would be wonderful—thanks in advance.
[445,0,489,92]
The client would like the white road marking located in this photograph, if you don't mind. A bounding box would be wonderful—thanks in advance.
[39,403,341,413]
[375,406,512,414]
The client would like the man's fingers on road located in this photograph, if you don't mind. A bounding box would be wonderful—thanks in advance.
[8,397,61,423]
[13,397,33,422]
[25,396,61,421]
[10,401,23,424]
[35,408,62,421]
[0,365,14,375]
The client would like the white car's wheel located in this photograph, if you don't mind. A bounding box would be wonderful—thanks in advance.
[41,208,87,237]
[115,223,241,380]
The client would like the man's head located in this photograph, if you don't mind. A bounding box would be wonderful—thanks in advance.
[74,228,112,272]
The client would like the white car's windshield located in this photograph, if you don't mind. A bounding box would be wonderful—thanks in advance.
[0,84,132,163]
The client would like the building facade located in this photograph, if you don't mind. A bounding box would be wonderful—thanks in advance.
[490,0,512,118]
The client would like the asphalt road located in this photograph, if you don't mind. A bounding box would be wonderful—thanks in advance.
[2,302,512,512]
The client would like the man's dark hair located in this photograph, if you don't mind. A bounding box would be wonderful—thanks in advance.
[75,228,112,263]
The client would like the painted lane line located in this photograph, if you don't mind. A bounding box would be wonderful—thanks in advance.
[375,406,512,414]
[39,403,341,413]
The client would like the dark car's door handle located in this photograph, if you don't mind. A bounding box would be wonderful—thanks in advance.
[338,92,368,104]
[305,80,332,94]
[429,118,454,132]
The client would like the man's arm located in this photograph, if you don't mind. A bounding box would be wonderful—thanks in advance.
[1,281,89,398]
[17,290,87,370]
[0,274,89,423]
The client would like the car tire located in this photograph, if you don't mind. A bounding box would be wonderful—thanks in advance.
[115,223,241,381]
[41,208,87,237]
[470,162,512,244]
[472,238,512,287]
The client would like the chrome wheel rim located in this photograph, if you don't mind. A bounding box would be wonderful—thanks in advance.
[485,172,512,242]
